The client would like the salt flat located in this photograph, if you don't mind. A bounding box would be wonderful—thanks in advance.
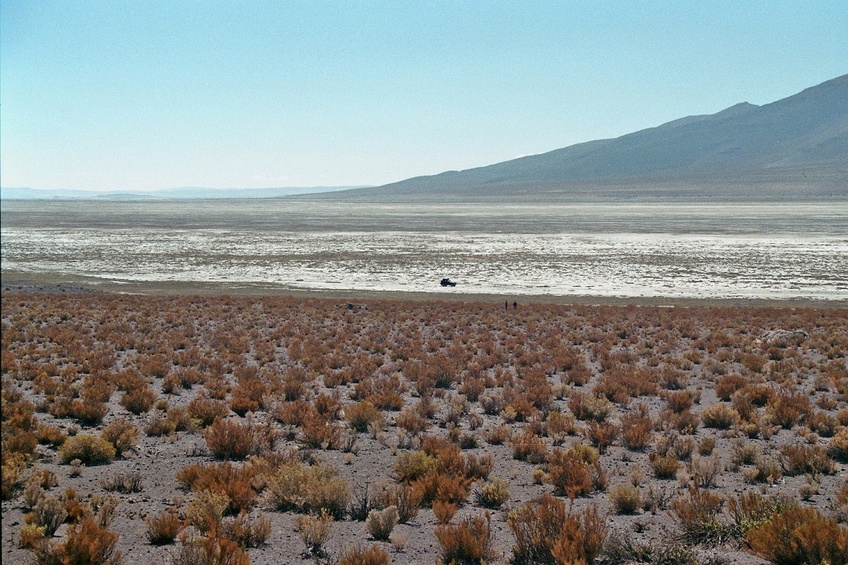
[2,200,846,302]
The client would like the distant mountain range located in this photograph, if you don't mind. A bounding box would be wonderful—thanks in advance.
[0,186,358,200]
[324,74,848,202]
[5,75,846,203]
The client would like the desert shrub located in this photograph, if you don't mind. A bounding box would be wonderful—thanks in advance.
[68,398,110,425]
[58,434,115,465]
[545,446,604,499]
[767,389,811,429]
[337,544,390,565]
[176,461,259,515]
[670,486,729,545]
[375,482,421,524]
[172,529,249,565]
[120,384,156,414]
[187,395,229,427]
[295,509,334,557]
[205,417,275,460]
[266,460,350,518]
[435,511,496,565]
[700,403,740,429]
[649,453,680,480]
[689,456,724,488]
[145,412,177,437]
[36,424,67,447]
[395,406,429,435]
[19,523,46,550]
[620,405,654,450]
[511,429,548,463]
[828,428,848,462]
[346,401,383,432]
[221,511,272,548]
[481,424,510,445]
[698,437,717,456]
[608,485,642,514]
[28,517,121,565]
[30,494,68,536]
[100,418,139,456]
[433,499,457,525]
[545,411,577,443]
[145,508,184,545]
[300,411,344,449]
[187,490,230,532]
[659,408,700,434]
[413,469,474,507]
[780,444,836,476]
[365,505,398,540]
[62,488,86,523]
[569,391,612,422]
[477,477,510,509]
[102,471,144,493]
[806,410,838,437]
[508,495,606,565]
[716,374,748,400]
[665,390,695,413]
[1,453,27,500]
[746,504,848,565]
[584,420,619,453]
[393,450,436,483]
[743,458,783,485]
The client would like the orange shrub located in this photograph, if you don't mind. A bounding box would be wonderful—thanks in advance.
[176,461,259,515]
[435,512,496,565]
[746,505,848,564]
[204,417,275,460]
[509,495,606,565]
[545,446,604,499]
[620,405,654,451]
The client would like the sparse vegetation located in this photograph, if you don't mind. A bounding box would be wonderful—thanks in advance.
[2,291,846,564]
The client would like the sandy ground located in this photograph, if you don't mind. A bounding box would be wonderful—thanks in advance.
[2,283,846,564]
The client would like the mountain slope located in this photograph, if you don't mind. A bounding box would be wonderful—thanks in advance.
[329,74,848,202]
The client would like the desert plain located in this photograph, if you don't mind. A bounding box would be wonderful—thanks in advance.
[2,286,847,564]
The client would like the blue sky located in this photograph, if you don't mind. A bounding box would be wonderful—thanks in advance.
[2,1,846,191]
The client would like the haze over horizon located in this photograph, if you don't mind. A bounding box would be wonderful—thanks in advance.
[2,1,846,192]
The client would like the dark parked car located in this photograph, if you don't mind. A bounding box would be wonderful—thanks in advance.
[440,278,457,287]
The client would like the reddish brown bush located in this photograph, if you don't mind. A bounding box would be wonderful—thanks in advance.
[767,388,812,429]
[187,395,229,427]
[620,404,654,450]
[545,446,604,499]
[176,461,259,515]
[435,512,496,565]
[204,417,275,460]
[509,495,606,564]
[511,430,548,463]
[146,508,184,545]
[746,505,848,564]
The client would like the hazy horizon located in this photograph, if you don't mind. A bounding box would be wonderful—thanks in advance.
[2,2,846,192]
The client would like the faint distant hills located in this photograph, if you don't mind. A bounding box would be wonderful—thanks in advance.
[325,74,848,202]
[6,75,846,204]
[0,186,360,200]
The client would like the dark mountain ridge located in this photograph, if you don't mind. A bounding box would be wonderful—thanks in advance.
[326,74,848,202]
